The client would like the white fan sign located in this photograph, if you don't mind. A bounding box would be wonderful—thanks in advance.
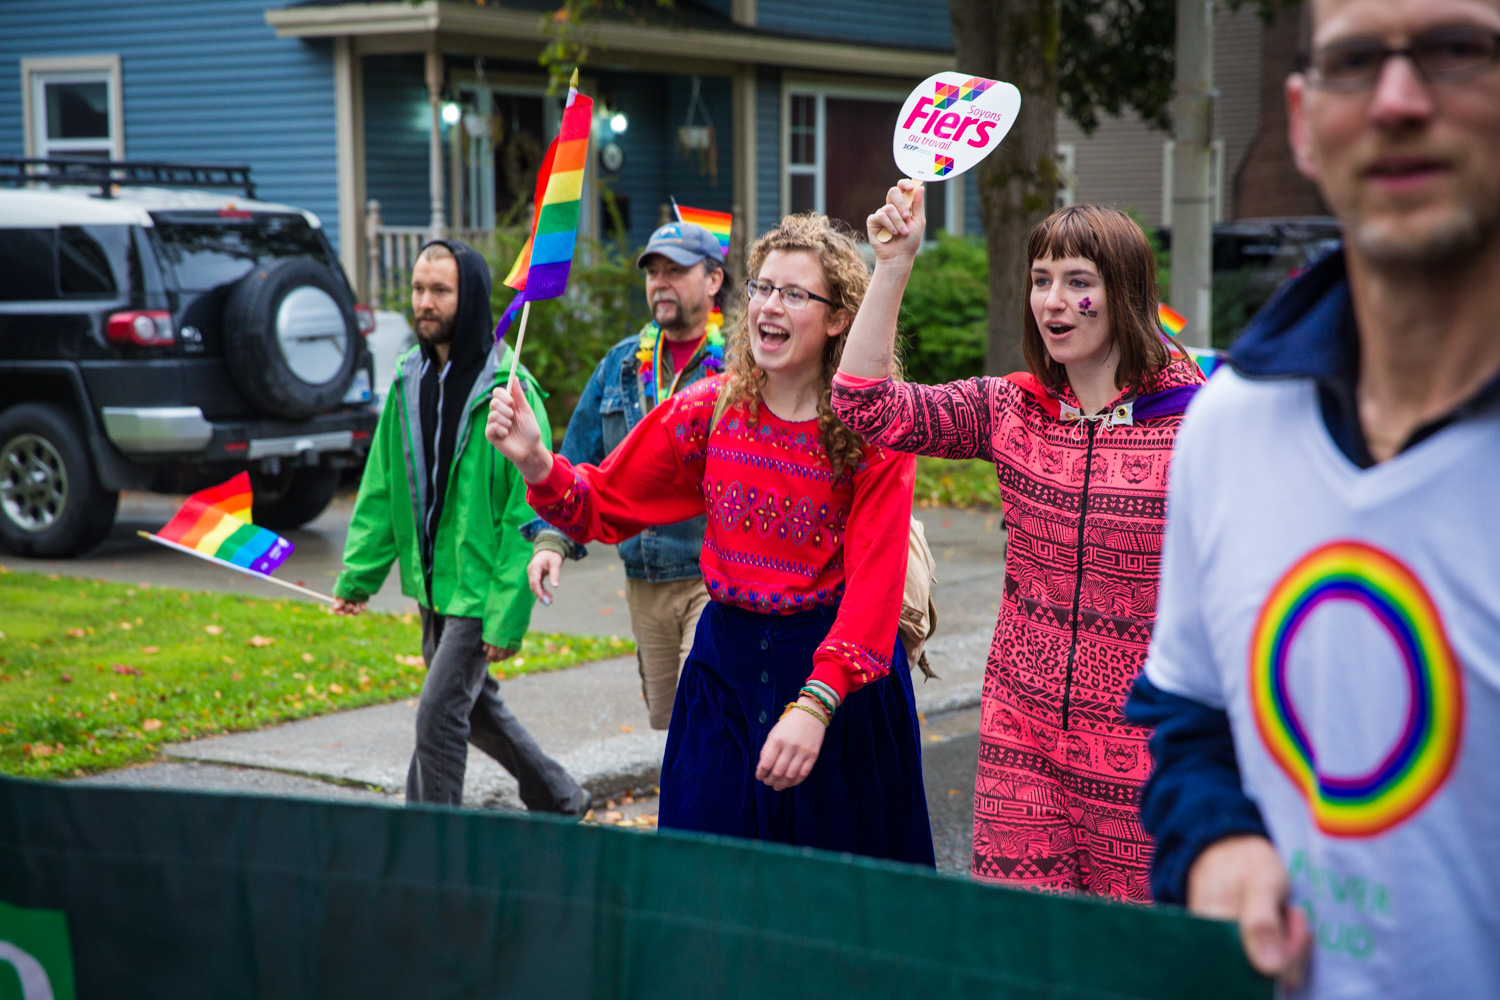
[892,72,1021,182]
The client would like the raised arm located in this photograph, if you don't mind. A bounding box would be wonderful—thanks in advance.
[832,180,998,461]
[487,377,709,545]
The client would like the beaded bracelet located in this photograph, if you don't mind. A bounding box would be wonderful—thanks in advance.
[782,700,831,727]
[798,684,838,718]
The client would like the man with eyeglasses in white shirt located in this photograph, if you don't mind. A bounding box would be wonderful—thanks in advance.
[1124,0,1500,996]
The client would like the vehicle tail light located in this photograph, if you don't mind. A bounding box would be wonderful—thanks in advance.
[106,310,175,347]
[354,303,376,336]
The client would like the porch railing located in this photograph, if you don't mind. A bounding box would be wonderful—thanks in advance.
[364,200,490,309]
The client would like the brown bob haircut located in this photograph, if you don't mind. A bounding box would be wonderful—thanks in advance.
[1020,204,1185,395]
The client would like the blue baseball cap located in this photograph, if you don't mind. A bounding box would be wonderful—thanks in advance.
[636,222,724,268]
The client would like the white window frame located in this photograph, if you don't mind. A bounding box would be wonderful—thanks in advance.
[1160,138,1226,226]
[780,78,961,235]
[21,55,124,160]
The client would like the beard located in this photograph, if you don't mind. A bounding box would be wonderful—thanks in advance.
[654,296,706,334]
[414,311,455,347]
[1351,206,1491,270]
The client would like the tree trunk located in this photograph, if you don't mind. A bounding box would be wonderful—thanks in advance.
[950,0,1059,376]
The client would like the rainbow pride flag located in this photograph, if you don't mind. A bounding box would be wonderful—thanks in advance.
[496,70,594,339]
[153,472,293,575]
[671,199,733,258]
[1157,303,1188,336]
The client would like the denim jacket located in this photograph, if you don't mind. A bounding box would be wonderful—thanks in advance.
[521,328,713,581]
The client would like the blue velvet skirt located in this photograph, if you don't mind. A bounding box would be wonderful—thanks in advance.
[657,600,935,867]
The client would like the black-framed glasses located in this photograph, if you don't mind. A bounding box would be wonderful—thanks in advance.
[1298,26,1500,92]
[744,278,835,310]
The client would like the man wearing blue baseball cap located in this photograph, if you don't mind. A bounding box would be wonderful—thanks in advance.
[522,221,727,729]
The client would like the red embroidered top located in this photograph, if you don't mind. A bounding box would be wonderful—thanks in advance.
[528,376,915,699]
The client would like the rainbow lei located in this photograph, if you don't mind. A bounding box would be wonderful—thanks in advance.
[636,307,725,407]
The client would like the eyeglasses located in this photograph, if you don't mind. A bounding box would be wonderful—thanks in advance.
[744,279,835,310]
[1298,26,1500,92]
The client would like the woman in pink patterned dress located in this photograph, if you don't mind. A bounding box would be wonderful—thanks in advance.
[831,183,1204,900]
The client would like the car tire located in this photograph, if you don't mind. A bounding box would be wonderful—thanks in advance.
[224,258,359,420]
[0,403,119,558]
[249,464,340,531]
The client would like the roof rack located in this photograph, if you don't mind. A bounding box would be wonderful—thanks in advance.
[0,157,255,199]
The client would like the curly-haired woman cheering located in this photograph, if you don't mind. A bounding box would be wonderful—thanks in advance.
[832,183,1204,899]
[486,215,934,865]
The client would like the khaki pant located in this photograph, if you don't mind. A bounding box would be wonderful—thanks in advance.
[624,575,711,730]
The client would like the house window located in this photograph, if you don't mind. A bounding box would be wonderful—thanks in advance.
[1055,144,1077,209]
[22,56,124,161]
[783,86,956,237]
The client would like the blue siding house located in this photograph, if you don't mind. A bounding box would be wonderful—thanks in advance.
[1,0,970,301]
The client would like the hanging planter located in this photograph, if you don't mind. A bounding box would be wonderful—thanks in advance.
[674,76,718,183]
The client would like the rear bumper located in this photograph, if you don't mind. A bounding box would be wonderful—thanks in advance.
[102,405,378,462]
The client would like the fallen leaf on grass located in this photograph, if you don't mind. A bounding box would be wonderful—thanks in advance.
[60,673,72,683]
[67,628,86,638]
[142,719,162,732]
[231,671,244,681]
[395,654,424,668]
[204,625,224,636]
[301,652,314,663]
[112,663,143,676]
[328,683,344,694]
[118,622,132,630]
[221,655,235,664]
[248,635,274,648]
[141,646,159,654]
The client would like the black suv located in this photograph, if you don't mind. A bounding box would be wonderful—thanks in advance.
[0,159,378,557]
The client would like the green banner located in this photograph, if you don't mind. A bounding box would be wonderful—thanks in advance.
[0,776,1268,999]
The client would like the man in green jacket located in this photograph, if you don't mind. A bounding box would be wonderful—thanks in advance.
[333,240,588,813]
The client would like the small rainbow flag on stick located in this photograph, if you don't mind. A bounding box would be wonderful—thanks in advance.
[671,198,732,258]
[1156,302,1223,378]
[496,69,594,391]
[137,472,332,603]
[1157,302,1188,336]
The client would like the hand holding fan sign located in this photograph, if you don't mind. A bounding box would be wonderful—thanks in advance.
[874,72,1021,243]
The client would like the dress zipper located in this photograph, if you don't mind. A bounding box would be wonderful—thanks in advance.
[1061,419,1098,731]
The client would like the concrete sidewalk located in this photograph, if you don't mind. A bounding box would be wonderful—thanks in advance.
[71,507,1006,816]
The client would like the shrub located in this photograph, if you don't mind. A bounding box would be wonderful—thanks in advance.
[897,233,990,385]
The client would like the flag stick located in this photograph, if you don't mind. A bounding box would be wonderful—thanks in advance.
[505,299,533,394]
[874,179,924,244]
[136,531,335,604]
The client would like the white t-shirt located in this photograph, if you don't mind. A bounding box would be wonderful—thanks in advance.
[1145,370,1500,1000]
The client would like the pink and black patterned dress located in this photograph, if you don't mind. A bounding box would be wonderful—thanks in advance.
[832,357,1203,899]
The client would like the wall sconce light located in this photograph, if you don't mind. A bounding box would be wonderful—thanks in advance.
[441,102,462,126]
[609,112,629,135]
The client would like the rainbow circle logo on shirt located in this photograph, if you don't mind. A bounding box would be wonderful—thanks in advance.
[1249,540,1464,838]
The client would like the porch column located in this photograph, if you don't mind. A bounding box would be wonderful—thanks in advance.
[731,65,757,285]
[425,44,447,241]
[333,36,367,299]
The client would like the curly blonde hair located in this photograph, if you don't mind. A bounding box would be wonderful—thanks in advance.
[720,214,897,475]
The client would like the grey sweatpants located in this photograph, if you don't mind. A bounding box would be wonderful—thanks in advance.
[406,608,587,813]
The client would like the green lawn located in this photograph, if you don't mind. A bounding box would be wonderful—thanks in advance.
[915,457,1001,509]
[0,566,632,779]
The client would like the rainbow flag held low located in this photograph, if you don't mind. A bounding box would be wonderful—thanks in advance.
[1156,303,1223,378]
[671,199,732,258]
[154,472,293,575]
[495,70,594,341]
[1157,302,1188,336]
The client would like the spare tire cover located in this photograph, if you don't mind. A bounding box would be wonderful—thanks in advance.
[223,258,359,420]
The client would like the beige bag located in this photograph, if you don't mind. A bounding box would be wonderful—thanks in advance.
[710,388,939,679]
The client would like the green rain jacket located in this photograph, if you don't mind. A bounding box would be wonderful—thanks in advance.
[334,339,549,650]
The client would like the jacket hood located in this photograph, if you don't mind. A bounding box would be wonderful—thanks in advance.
[1227,245,1350,381]
[420,238,495,371]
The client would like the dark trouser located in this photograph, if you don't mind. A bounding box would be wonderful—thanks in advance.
[407,608,587,813]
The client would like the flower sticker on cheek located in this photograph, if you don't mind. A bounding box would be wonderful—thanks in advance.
[1078,296,1098,318]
